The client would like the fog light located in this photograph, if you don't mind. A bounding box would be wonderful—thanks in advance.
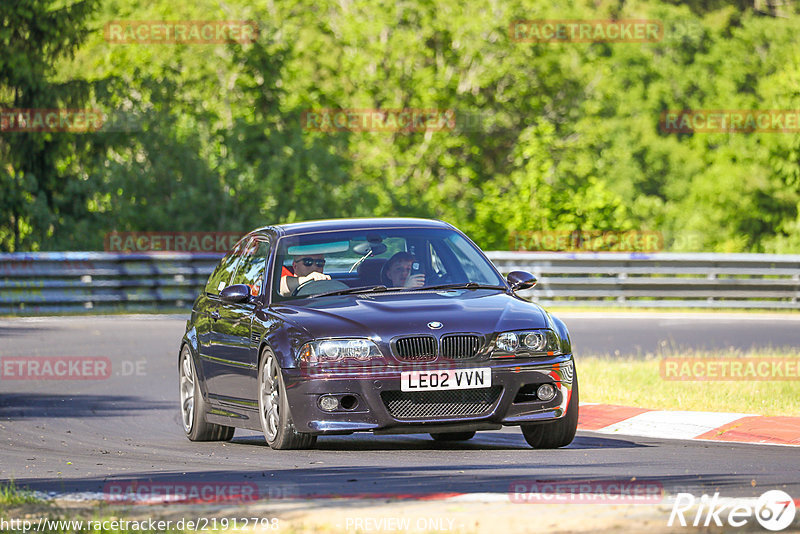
[319,396,339,411]
[536,383,556,401]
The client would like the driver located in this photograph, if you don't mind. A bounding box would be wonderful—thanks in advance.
[279,254,331,296]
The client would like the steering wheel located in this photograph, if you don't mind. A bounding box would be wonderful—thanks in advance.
[292,279,349,296]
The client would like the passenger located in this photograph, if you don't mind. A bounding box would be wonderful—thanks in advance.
[382,252,425,288]
[279,254,331,296]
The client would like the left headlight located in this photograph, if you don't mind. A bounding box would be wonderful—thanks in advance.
[491,329,561,358]
[299,338,382,364]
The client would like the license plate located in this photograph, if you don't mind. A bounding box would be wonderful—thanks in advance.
[401,367,491,392]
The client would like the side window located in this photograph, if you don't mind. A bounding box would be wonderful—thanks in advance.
[205,239,247,296]
[231,238,270,296]
[445,234,498,284]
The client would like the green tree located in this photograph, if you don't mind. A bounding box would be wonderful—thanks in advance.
[0,0,103,251]
[4,0,799,254]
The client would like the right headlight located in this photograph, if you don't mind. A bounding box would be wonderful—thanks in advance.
[298,338,382,364]
[491,329,561,358]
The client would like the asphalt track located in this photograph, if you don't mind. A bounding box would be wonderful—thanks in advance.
[0,313,798,505]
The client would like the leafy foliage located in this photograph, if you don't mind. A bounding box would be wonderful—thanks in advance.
[1,0,799,252]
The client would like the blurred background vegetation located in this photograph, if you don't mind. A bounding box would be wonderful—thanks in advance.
[1,0,799,253]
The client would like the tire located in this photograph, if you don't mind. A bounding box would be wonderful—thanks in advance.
[258,348,317,450]
[521,371,579,449]
[179,345,235,442]
[430,431,476,442]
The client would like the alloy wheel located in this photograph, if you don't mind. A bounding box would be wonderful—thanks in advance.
[260,354,280,442]
[179,348,195,433]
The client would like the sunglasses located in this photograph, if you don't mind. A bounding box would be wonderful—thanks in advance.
[295,257,325,267]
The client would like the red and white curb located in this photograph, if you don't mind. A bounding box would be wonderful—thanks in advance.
[579,403,800,446]
[35,490,800,510]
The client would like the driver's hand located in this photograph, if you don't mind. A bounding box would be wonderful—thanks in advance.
[404,274,425,288]
[298,271,331,285]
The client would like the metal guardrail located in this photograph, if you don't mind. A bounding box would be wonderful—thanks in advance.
[0,251,798,314]
[0,252,221,314]
[495,252,800,309]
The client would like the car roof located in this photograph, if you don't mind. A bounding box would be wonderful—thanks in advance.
[253,217,455,237]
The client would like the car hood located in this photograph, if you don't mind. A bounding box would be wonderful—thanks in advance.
[273,289,550,340]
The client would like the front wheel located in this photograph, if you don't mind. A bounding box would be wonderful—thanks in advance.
[521,371,579,449]
[179,345,234,441]
[258,349,317,450]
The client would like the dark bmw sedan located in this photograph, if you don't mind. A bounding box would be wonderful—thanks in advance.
[179,218,578,449]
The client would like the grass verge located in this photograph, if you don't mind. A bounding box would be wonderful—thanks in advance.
[579,349,800,416]
[0,481,41,507]
[0,483,186,534]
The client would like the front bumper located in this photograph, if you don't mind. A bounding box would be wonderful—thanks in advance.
[282,354,575,435]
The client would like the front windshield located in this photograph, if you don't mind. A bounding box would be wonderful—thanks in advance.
[272,227,505,300]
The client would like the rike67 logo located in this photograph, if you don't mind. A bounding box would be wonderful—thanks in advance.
[668,490,796,531]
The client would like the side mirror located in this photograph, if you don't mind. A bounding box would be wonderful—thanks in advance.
[219,284,252,304]
[507,271,537,291]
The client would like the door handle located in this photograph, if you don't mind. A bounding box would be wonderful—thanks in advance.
[211,310,221,320]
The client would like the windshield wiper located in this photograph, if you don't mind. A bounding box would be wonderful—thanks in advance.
[412,282,508,292]
[311,285,392,298]
[312,282,507,298]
